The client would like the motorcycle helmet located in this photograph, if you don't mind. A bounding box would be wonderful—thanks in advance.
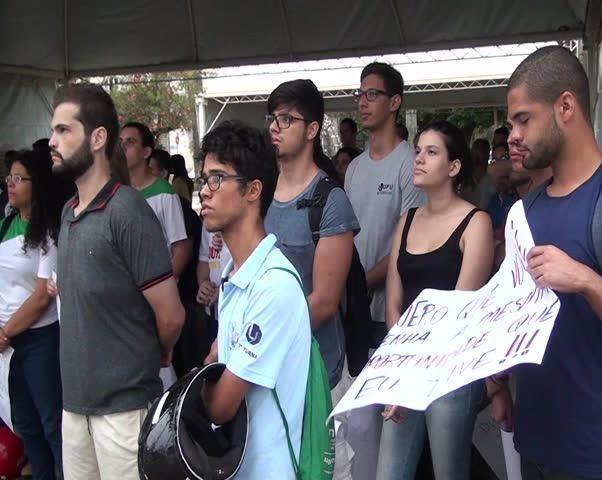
[138,362,248,480]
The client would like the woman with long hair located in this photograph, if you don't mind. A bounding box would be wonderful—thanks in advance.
[0,150,63,479]
[170,154,193,201]
[376,121,494,480]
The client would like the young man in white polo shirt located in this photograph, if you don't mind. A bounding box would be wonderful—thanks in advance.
[200,121,311,480]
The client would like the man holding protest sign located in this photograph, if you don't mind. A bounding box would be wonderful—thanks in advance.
[502,45,602,480]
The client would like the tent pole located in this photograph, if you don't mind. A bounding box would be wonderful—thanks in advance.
[63,0,70,79]
[206,99,230,133]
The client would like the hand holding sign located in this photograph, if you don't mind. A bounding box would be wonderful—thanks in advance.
[527,244,594,293]
[331,201,560,417]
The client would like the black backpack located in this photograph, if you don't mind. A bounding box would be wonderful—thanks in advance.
[297,176,372,376]
[522,178,602,268]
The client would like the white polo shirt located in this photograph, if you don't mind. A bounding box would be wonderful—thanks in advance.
[218,234,310,479]
[0,215,57,328]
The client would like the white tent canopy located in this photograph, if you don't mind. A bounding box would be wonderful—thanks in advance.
[0,0,593,78]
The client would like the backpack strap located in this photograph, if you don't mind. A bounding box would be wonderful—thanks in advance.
[297,176,340,245]
[264,266,305,478]
[272,389,300,478]
[0,212,17,242]
[592,185,602,269]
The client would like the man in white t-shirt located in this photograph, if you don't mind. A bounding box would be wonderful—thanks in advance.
[344,62,425,479]
[120,122,191,389]
[120,122,190,281]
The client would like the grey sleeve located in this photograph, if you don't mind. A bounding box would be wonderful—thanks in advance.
[112,195,173,290]
[318,187,361,238]
[344,160,356,193]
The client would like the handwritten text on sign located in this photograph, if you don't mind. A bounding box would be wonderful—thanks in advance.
[331,201,560,416]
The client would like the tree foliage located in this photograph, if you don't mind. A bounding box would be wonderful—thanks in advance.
[417,107,503,142]
[104,72,199,142]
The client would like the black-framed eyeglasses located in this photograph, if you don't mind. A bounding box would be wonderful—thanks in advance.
[353,88,390,102]
[5,174,32,185]
[264,113,308,130]
[196,174,247,192]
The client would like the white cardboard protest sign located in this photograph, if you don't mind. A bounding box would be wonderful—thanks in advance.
[331,201,560,416]
[0,346,14,430]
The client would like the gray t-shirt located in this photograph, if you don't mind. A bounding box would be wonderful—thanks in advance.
[58,178,172,415]
[264,171,360,387]
[345,140,426,324]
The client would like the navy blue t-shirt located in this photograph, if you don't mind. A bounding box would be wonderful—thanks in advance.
[515,165,602,477]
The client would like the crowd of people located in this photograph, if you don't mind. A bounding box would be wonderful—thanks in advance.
[0,44,600,480]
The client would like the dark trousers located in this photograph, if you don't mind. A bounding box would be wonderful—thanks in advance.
[172,301,215,377]
[9,322,62,480]
[521,457,600,480]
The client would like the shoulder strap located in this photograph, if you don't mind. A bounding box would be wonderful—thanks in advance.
[265,265,304,478]
[0,213,17,242]
[297,177,340,245]
[450,207,481,241]
[272,389,300,478]
[593,186,602,268]
[400,207,418,251]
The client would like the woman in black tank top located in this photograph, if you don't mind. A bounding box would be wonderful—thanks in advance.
[376,122,494,480]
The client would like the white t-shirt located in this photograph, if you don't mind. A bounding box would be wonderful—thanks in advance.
[198,225,231,288]
[345,140,426,323]
[140,177,187,247]
[0,215,58,328]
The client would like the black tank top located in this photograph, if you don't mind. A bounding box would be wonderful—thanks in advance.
[397,207,481,312]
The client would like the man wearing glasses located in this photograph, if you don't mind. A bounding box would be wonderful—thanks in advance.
[199,120,310,480]
[344,62,425,479]
[263,80,359,391]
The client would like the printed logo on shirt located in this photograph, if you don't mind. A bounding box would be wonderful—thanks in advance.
[377,183,394,195]
[245,323,262,345]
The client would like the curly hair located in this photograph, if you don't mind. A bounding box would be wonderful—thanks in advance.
[200,121,278,218]
[8,150,62,253]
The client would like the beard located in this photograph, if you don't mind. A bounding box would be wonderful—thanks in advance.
[522,115,564,170]
[51,138,94,180]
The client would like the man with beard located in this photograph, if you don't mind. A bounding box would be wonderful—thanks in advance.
[491,46,602,480]
[48,83,184,480]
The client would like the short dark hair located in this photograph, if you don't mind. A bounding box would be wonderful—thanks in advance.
[340,118,357,133]
[122,121,155,150]
[397,123,409,141]
[472,138,491,163]
[493,126,509,139]
[335,146,362,161]
[4,150,17,170]
[32,138,50,153]
[200,121,278,218]
[360,62,405,104]
[150,148,171,171]
[508,45,591,122]
[417,120,474,191]
[267,79,324,158]
[53,83,120,160]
